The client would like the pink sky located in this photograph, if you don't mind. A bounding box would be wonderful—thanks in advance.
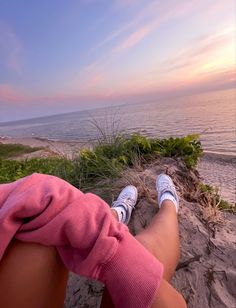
[0,0,235,121]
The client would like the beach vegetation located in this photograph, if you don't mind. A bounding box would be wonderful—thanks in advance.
[0,143,41,159]
[199,183,214,193]
[217,199,235,212]
[72,134,203,187]
[199,183,235,213]
[0,158,70,183]
[0,134,203,188]
[1,134,234,212]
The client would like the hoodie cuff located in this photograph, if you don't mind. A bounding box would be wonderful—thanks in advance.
[99,231,163,308]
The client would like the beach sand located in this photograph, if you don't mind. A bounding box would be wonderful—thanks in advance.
[198,153,236,204]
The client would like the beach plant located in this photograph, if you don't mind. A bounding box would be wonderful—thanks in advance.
[149,134,203,168]
[199,183,236,213]
[0,143,41,159]
[87,108,123,144]
[217,200,235,212]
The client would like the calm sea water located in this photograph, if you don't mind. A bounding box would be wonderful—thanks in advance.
[0,88,235,203]
[0,88,235,155]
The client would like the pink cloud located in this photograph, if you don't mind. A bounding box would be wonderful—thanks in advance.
[201,0,233,18]
[77,0,206,93]
[114,68,236,102]
[195,68,236,86]
[93,1,162,50]
[95,0,200,52]
[80,72,106,91]
[94,65,236,101]
[113,21,159,52]
[0,83,112,106]
[1,66,235,109]
[0,84,29,103]
[156,29,235,75]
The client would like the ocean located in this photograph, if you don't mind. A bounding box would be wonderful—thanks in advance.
[0,88,235,202]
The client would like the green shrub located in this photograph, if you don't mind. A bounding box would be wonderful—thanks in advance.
[91,133,202,169]
[150,134,202,168]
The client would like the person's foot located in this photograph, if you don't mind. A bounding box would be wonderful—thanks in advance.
[111,185,138,224]
[156,174,179,213]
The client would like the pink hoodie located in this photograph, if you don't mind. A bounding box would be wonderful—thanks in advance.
[0,173,163,308]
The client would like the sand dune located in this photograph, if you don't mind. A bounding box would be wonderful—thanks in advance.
[64,158,236,308]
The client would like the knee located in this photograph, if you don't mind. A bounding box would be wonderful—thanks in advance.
[27,173,73,192]
[151,279,187,308]
[0,240,68,308]
[135,232,166,261]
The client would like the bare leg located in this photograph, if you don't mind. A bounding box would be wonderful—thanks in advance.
[135,200,180,281]
[101,201,180,307]
[0,239,68,308]
[113,201,180,281]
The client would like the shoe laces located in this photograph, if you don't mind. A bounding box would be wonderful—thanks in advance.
[159,182,175,193]
[117,193,134,208]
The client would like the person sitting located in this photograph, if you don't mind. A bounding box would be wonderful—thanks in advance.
[0,173,186,308]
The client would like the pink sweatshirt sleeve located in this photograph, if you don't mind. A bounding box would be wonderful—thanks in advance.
[0,173,163,308]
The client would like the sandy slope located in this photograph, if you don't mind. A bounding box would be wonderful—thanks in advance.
[64,158,236,308]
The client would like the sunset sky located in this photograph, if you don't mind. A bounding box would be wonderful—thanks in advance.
[0,0,235,121]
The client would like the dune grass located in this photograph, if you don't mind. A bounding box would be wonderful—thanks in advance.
[0,143,42,159]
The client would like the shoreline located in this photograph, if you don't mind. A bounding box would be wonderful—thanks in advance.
[202,151,236,164]
[1,136,235,160]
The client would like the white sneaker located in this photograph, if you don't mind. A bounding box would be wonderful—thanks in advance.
[156,174,179,212]
[111,185,138,224]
